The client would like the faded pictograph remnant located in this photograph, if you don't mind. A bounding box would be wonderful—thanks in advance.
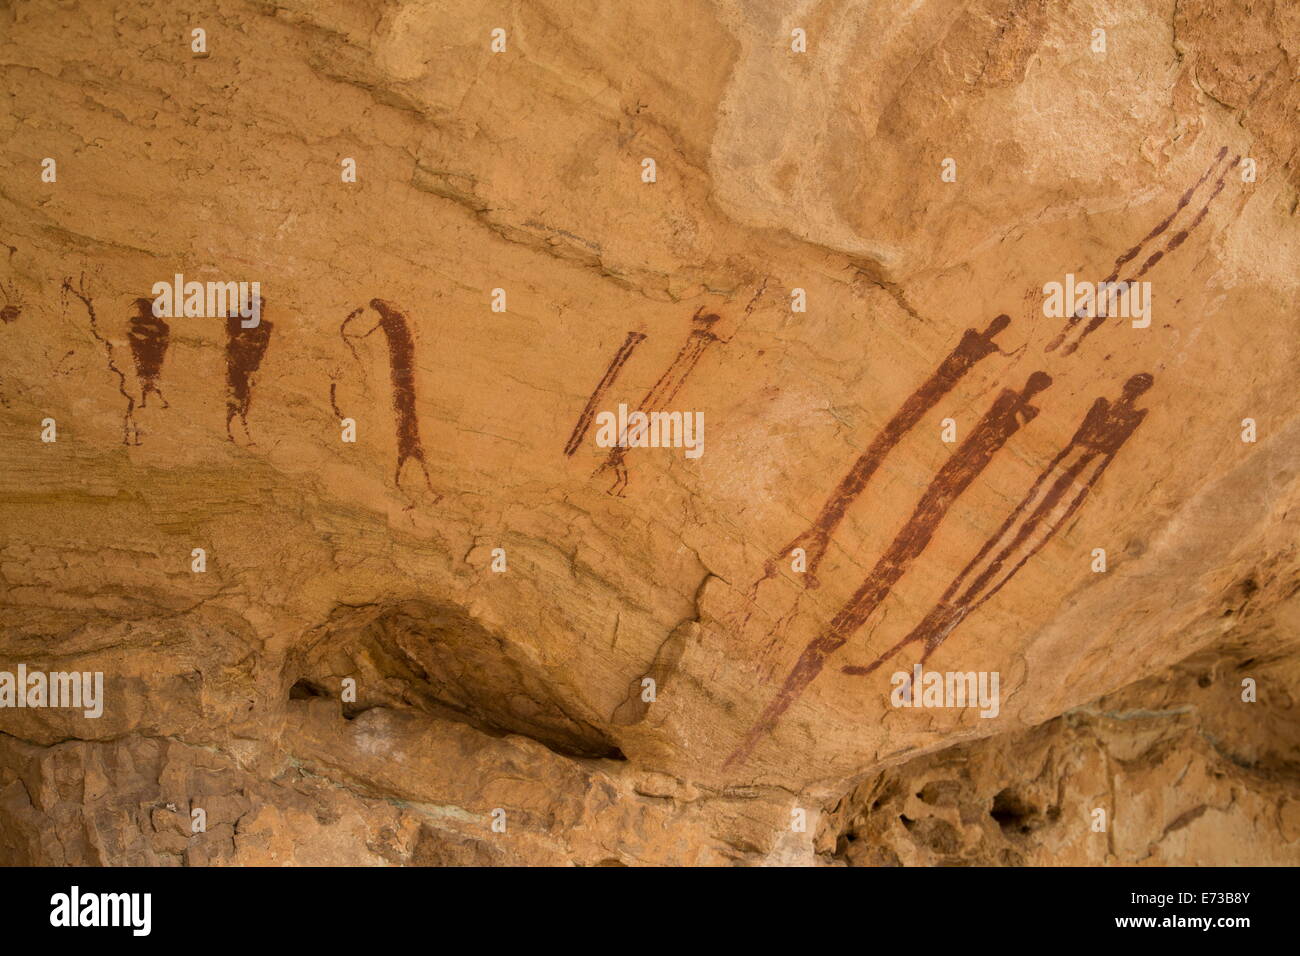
[0,279,25,408]
[727,371,1053,766]
[340,298,433,492]
[1,279,23,324]
[328,379,344,420]
[595,308,722,496]
[611,622,691,726]
[564,330,647,457]
[1048,147,1234,355]
[61,273,140,446]
[844,373,1154,680]
[225,301,272,444]
[128,297,170,408]
[761,314,1012,589]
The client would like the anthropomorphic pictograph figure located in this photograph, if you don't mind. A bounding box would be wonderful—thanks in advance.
[727,370,1053,766]
[1048,147,1234,355]
[843,373,1155,680]
[340,298,433,492]
[225,299,272,444]
[762,313,1012,589]
[595,308,722,496]
[128,297,170,409]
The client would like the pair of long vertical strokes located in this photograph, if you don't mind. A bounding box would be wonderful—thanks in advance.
[1048,146,1235,355]
[727,147,1234,765]
[564,309,721,495]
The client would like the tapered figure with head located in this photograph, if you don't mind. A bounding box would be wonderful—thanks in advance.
[340,298,433,492]
[225,296,272,444]
[129,296,170,409]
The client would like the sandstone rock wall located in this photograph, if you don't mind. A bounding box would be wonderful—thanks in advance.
[0,0,1296,865]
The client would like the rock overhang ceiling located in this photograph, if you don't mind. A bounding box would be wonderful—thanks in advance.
[0,0,1297,866]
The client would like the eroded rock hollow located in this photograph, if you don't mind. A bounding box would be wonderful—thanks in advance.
[1,0,1298,865]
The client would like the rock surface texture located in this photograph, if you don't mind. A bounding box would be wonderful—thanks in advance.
[0,0,1297,866]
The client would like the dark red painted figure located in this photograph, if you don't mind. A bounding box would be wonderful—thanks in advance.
[844,373,1155,680]
[762,313,1011,589]
[340,298,433,491]
[129,297,170,409]
[727,370,1053,767]
[225,299,272,444]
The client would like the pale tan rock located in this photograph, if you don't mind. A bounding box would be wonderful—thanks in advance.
[0,0,1296,865]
